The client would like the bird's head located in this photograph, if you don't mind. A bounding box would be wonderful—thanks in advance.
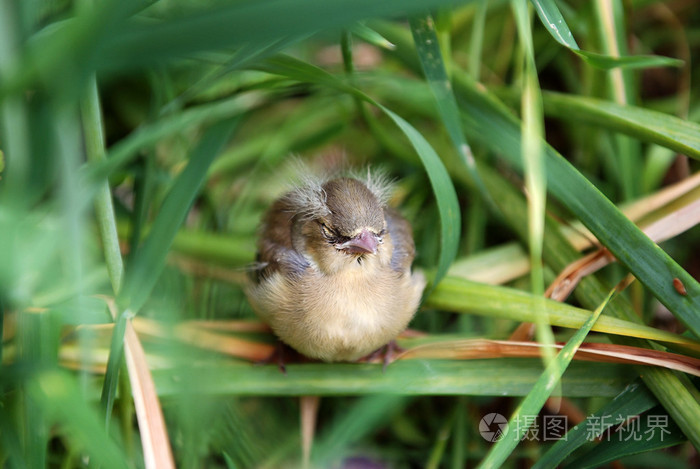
[292,177,388,274]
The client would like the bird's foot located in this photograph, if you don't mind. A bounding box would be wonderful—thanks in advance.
[360,340,405,371]
[256,340,305,374]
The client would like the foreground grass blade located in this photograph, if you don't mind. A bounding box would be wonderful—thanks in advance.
[96,0,473,72]
[378,107,460,286]
[529,0,579,49]
[478,287,615,468]
[512,0,554,368]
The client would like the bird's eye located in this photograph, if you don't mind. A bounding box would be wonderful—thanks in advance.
[320,223,334,239]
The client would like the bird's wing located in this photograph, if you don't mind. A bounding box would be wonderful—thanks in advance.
[384,207,416,273]
[253,196,310,282]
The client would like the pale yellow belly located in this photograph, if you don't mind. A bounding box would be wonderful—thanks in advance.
[249,268,424,362]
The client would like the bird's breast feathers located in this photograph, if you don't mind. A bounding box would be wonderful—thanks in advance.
[248,254,425,362]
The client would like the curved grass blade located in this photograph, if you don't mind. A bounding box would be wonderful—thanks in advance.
[378,106,460,286]
[574,49,683,70]
[350,22,395,50]
[259,55,460,286]
[538,91,700,160]
[477,287,615,468]
[530,0,681,70]
[529,0,579,49]
[534,380,656,468]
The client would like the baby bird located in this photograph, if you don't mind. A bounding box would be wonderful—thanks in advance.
[245,173,425,363]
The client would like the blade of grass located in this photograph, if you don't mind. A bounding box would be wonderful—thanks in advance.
[512,0,555,370]
[96,0,475,72]
[530,0,682,70]
[477,285,616,468]
[81,76,122,292]
[537,90,700,160]
[152,360,630,397]
[0,0,31,202]
[426,277,700,354]
[409,13,490,207]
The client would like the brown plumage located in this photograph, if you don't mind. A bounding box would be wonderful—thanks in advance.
[245,174,425,362]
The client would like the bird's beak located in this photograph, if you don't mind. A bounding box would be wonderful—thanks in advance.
[338,229,379,255]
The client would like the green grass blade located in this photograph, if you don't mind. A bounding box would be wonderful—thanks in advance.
[478,288,615,468]
[537,91,700,160]
[118,118,239,312]
[529,0,579,49]
[530,0,681,70]
[100,309,129,426]
[427,276,699,351]
[378,106,460,286]
[409,13,485,201]
[512,0,553,364]
[534,380,657,468]
[81,76,123,293]
[574,49,683,70]
[153,360,630,397]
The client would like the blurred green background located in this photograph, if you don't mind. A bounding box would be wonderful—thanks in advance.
[1,0,699,467]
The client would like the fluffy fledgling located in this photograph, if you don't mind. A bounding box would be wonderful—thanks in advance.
[245,173,425,362]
